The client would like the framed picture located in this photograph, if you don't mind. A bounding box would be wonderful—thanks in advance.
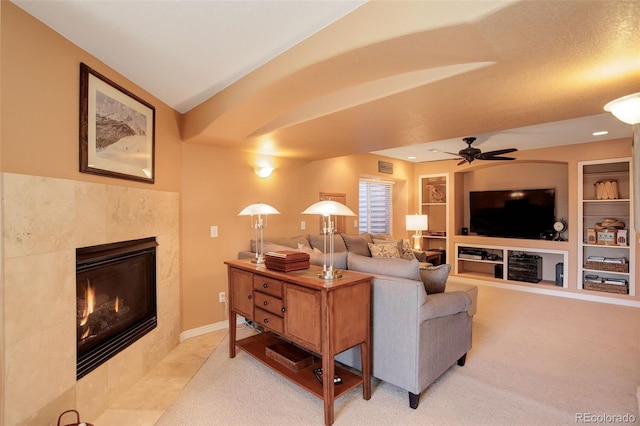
[378,160,393,174]
[80,63,155,183]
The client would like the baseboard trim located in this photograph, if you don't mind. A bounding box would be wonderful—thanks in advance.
[451,276,640,308]
[180,316,246,342]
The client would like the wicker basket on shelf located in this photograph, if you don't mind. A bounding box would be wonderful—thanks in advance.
[585,260,628,273]
[583,280,628,294]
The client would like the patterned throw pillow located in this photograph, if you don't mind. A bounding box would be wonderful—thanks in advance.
[372,238,415,261]
[368,242,400,258]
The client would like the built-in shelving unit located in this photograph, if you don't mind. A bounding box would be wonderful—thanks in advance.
[418,174,448,262]
[578,158,635,297]
[455,243,568,288]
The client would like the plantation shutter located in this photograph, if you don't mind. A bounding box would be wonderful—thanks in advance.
[359,179,393,234]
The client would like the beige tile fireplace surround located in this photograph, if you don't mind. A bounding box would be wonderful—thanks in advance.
[2,172,181,425]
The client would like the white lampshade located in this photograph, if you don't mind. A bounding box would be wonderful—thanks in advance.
[238,203,280,216]
[301,200,356,216]
[406,214,429,231]
[604,92,640,125]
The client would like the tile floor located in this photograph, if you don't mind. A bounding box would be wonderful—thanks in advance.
[93,328,228,426]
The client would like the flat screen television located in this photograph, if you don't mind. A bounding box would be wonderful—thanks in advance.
[469,188,556,239]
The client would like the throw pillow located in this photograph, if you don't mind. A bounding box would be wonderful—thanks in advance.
[341,233,373,257]
[297,243,322,254]
[372,238,416,261]
[399,239,416,261]
[347,252,420,280]
[368,242,400,258]
[419,264,451,294]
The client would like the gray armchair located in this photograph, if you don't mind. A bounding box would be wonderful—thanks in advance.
[336,269,473,409]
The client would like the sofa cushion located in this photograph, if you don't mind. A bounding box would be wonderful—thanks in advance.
[347,252,420,280]
[419,264,451,294]
[368,242,400,258]
[309,234,347,253]
[307,250,348,270]
[341,233,373,256]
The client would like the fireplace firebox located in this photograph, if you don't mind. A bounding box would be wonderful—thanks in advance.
[76,237,158,379]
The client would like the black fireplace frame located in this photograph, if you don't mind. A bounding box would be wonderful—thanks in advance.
[76,237,158,380]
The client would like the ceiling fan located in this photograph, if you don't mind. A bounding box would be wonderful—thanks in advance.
[444,137,518,165]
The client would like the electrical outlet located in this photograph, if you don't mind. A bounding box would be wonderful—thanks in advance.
[219,291,225,303]
[301,220,306,230]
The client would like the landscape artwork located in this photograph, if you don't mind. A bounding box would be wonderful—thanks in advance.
[80,63,155,183]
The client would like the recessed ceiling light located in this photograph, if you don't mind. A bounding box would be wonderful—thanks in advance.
[592,130,609,136]
[408,156,417,160]
[429,149,440,153]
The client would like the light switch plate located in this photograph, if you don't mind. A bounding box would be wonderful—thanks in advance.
[210,225,218,238]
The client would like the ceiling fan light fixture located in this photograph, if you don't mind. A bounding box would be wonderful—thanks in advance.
[604,92,640,125]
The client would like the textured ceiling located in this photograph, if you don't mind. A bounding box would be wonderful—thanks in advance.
[15,0,640,162]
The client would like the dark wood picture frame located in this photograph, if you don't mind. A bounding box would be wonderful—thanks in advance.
[378,160,393,174]
[79,63,155,183]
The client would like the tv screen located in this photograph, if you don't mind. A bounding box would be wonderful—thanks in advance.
[469,189,556,239]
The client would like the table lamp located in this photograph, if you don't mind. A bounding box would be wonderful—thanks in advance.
[406,214,428,250]
[302,200,356,279]
[238,203,280,264]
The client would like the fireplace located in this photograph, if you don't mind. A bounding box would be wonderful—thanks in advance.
[76,237,158,379]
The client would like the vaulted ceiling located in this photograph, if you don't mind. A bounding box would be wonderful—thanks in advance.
[15,0,640,162]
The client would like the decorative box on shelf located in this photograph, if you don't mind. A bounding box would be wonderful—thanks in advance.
[264,250,310,272]
[596,229,618,245]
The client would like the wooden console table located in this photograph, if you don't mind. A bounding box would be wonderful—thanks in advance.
[225,259,372,425]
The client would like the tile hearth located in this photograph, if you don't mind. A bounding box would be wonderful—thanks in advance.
[93,329,227,425]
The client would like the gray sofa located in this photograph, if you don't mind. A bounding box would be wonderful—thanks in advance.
[239,233,477,409]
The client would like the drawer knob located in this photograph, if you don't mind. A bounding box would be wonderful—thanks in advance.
[263,301,269,306]
[263,283,269,288]
[263,318,269,324]
[281,307,286,313]
[247,295,253,300]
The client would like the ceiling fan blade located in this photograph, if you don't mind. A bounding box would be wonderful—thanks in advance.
[479,148,518,157]
[442,151,462,157]
[481,156,516,161]
[457,158,470,165]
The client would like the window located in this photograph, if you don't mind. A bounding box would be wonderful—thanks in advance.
[359,179,393,234]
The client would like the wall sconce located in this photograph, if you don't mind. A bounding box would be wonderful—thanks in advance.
[301,200,356,279]
[604,92,640,233]
[254,167,274,178]
[238,203,280,264]
[406,214,429,250]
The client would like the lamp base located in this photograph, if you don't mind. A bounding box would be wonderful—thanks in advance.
[318,269,342,280]
[252,255,265,264]
[411,233,423,251]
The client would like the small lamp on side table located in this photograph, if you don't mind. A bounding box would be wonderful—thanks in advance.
[406,214,429,250]
[238,203,280,264]
[302,200,356,279]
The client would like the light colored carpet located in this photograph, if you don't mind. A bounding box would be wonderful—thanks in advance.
[157,284,640,425]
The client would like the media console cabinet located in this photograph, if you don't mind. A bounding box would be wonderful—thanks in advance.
[225,259,372,425]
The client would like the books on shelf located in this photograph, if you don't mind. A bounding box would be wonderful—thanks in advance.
[603,278,627,286]
[586,256,626,264]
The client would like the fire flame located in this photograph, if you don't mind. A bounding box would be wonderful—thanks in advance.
[114,296,120,313]
[80,280,95,327]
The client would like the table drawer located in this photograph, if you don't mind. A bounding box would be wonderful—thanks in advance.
[253,275,283,297]
[254,291,284,316]
[254,307,284,334]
